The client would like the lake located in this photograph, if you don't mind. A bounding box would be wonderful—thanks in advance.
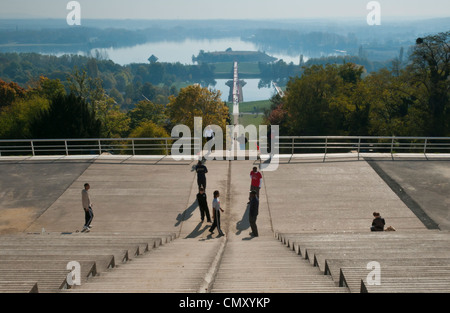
[99,37,301,66]
[98,37,296,101]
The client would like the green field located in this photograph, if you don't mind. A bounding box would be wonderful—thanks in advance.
[238,113,266,128]
[226,99,271,114]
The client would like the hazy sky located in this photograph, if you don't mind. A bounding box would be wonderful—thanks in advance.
[2,0,450,19]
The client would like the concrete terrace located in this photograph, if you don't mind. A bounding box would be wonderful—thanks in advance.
[0,153,449,293]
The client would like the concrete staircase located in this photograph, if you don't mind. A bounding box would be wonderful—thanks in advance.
[278,231,450,293]
[65,237,223,293]
[208,160,348,293]
[211,236,347,293]
[62,160,350,293]
[0,232,176,293]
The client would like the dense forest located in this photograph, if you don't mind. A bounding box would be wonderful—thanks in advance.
[0,52,218,109]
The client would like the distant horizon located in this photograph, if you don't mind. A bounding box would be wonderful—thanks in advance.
[1,16,449,21]
[1,0,449,20]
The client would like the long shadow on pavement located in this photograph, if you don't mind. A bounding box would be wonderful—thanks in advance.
[175,200,198,227]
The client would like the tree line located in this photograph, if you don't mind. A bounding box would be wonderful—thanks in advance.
[265,32,450,137]
[0,74,230,149]
[0,52,216,109]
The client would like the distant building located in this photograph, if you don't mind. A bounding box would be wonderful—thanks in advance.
[193,49,277,64]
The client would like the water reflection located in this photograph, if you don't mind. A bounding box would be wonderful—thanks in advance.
[210,79,277,102]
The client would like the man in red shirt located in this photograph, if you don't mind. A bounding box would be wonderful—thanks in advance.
[249,166,262,201]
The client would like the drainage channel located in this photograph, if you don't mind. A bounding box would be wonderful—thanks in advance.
[198,160,232,293]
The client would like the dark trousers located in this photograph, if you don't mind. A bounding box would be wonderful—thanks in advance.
[249,185,260,199]
[198,178,206,190]
[249,214,258,236]
[84,207,94,227]
[199,205,211,222]
[209,211,223,235]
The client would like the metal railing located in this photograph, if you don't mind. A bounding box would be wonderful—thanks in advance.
[0,136,449,158]
[0,138,177,157]
[276,136,450,159]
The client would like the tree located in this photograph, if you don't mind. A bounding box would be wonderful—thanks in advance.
[141,82,157,101]
[94,96,130,138]
[282,64,345,135]
[276,63,371,136]
[30,94,101,139]
[34,76,66,100]
[109,88,124,105]
[67,67,104,105]
[128,100,167,130]
[366,69,421,136]
[330,63,370,135]
[264,94,287,127]
[408,31,450,136]
[128,121,170,155]
[0,95,49,139]
[0,79,26,109]
[166,85,229,131]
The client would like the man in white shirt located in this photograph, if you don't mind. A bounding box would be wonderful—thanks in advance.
[204,125,215,158]
[209,190,224,236]
[81,183,94,232]
[204,125,214,142]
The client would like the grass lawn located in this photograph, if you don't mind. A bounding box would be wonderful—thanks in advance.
[226,99,271,114]
[238,113,266,128]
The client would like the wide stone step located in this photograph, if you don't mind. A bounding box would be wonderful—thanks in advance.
[277,232,450,293]
[325,258,450,281]
[0,232,175,293]
[65,238,222,293]
[0,269,69,292]
[211,237,348,293]
[341,267,450,293]
[0,255,115,272]
[0,281,39,293]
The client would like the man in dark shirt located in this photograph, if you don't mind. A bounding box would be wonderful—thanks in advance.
[249,190,259,237]
[196,187,211,223]
[195,160,208,190]
[371,212,385,231]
